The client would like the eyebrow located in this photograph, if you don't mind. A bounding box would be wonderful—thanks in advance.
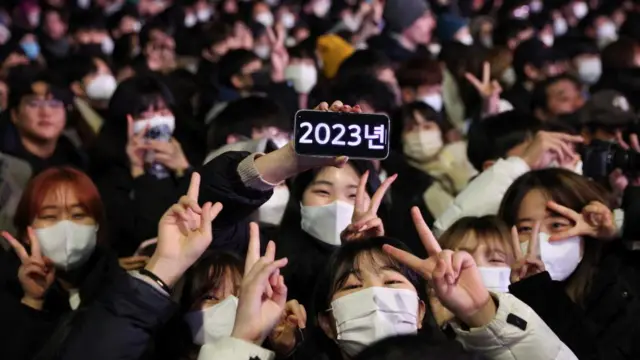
[39,203,83,211]
[310,180,334,187]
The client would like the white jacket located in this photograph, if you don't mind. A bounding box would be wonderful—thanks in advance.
[198,293,576,360]
[434,156,530,235]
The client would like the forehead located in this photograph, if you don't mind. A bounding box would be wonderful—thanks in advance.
[314,164,359,185]
[456,231,509,253]
[548,80,578,96]
[517,189,549,219]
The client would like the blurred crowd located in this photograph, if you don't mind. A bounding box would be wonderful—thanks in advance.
[1,0,640,359]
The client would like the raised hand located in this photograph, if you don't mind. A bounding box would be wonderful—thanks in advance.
[510,223,545,283]
[2,228,55,310]
[145,172,223,287]
[146,138,190,172]
[383,207,496,328]
[465,61,502,99]
[519,131,583,170]
[232,222,289,346]
[547,201,616,241]
[269,299,307,356]
[341,171,397,241]
[268,25,289,82]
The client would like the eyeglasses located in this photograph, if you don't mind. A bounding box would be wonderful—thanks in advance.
[24,99,64,109]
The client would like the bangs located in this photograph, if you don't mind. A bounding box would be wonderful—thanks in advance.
[331,246,419,296]
[131,92,168,117]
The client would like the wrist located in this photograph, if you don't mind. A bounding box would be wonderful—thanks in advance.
[254,144,300,184]
[459,294,497,328]
[144,256,185,288]
[131,166,145,178]
[21,296,44,310]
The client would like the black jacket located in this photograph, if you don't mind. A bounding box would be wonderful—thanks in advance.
[509,244,640,360]
[0,246,127,360]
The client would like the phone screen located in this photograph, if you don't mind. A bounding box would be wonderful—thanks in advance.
[293,110,390,160]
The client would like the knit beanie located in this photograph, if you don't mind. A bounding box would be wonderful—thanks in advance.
[436,14,468,43]
[316,34,355,79]
[383,0,430,33]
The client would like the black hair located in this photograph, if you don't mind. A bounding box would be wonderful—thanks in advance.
[531,73,581,112]
[206,96,291,151]
[139,19,175,49]
[330,74,397,115]
[217,49,260,88]
[336,49,392,80]
[492,19,532,47]
[107,74,175,128]
[7,64,46,110]
[69,10,107,33]
[391,102,451,151]
[353,334,476,360]
[467,110,541,172]
[200,22,234,49]
[62,54,99,85]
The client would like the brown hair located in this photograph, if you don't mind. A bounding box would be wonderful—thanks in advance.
[498,168,612,304]
[438,215,516,262]
[396,56,443,89]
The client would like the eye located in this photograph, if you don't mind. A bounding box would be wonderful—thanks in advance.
[39,215,57,220]
[72,213,87,220]
[517,226,532,234]
[550,221,571,232]
[384,279,404,285]
[202,294,219,301]
[312,189,330,196]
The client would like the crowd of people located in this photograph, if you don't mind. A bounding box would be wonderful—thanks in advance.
[0,0,640,359]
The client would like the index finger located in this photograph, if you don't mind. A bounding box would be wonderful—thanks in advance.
[370,173,397,214]
[527,221,541,258]
[186,172,201,201]
[410,207,442,256]
[127,115,134,139]
[1,231,29,262]
[511,226,523,259]
[27,227,42,259]
[464,72,482,90]
[553,133,584,143]
[383,244,434,279]
[355,170,369,213]
[546,201,581,222]
[482,61,490,85]
[245,222,261,274]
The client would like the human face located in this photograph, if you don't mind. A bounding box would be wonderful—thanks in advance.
[82,58,113,87]
[546,79,584,116]
[43,11,67,40]
[192,268,240,310]
[301,164,364,207]
[32,184,98,230]
[515,189,584,250]
[12,82,66,142]
[404,12,435,45]
[454,233,514,267]
[135,98,173,121]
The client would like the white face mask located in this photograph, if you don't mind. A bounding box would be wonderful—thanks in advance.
[402,129,443,162]
[285,64,318,94]
[477,267,511,293]
[427,43,442,56]
[501,67,517,87]
[254,44,271,59]
[331,287,419,357]
[257,186,289,226]
[420,93,444,112]
[35,220,98,271]
[255,12,274,28]
[576,57,602,85]
[572,2,588,20]
[554,17,568,36]
[342,14,362,32]
[85,73,117,101]
[281,13,296,29]
[184,13,197,28]
[300,200,354,246]
[197,8,213,22]
[132,114,176,136]
[313,0,331,18]
[101,36,115,55]
[520,232,583,281]
[596,21,617,49]
[540,33,554,47]
[456,33,474,46]
[183,295,238,345]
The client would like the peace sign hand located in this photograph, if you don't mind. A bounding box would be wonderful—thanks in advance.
[510,224,545,284]
[232,222,289,346]
[383,207,496,328]
[2,228,55,310]
[268,25,289,82]
[546,201,616,242]
[341,171,397,241]
[268,299,307,356]
[146,173,223,287]
[464,62,502,99]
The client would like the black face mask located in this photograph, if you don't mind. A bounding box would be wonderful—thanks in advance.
[250,71,271,90]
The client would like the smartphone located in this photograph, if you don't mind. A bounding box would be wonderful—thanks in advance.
[293,110,390,160]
